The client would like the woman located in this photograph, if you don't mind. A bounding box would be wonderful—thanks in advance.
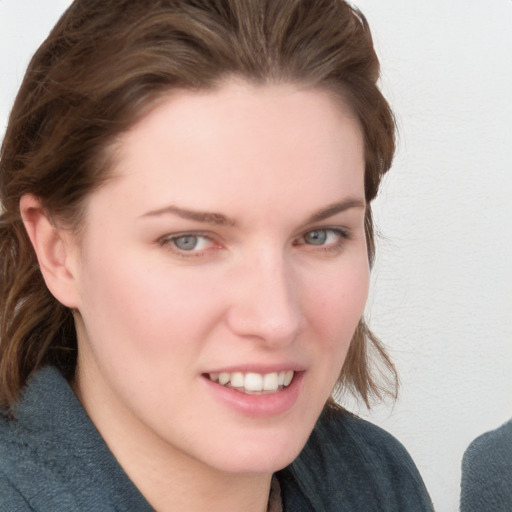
[0,0,433,510]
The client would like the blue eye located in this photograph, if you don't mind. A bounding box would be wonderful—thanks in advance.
[294,227,351,255]
[301,228,347,246]
[173,235,201,251]
[303,230,328,245]
[158,233,215,255]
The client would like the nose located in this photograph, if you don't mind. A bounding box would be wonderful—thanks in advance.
[225,252,302,347]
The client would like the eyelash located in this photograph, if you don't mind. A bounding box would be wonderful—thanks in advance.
[158,227,351,258]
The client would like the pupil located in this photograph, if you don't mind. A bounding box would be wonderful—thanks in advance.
[306,230,326,245]
[175,236,198,250]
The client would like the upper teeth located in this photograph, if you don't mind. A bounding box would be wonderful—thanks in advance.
[208,371,294,392]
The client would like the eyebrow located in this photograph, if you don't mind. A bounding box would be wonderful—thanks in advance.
[140,205,236,226]
[140,197,365,226]
[306,198,366,223]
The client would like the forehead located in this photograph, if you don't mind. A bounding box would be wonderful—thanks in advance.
[100,81,365,219]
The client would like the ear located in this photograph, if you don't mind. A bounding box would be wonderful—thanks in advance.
[20,194,80,309]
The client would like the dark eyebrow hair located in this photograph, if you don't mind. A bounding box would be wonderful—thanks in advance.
[140,197,365,227]
[140,205,236,226]
[306,198,366,223]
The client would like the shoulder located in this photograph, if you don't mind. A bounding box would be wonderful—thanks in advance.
[280,405,434,511]
[462,420,512,467]
[0,368,87,511]
[312,406,430,489]
[0,414,82,511]
[0,367,153,512]
[460,420,512,512]
[0,470,34,511]
[0,413,34,511]
[320,406,420,470]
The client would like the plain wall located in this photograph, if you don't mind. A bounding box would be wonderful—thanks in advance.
[353,2,512,511]
[1,2,511,511]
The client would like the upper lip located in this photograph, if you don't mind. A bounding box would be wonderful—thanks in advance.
[203,363,306,375]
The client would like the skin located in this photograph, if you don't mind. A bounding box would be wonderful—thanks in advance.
[22,81,369,511]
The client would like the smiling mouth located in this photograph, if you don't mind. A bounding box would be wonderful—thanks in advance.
[205,370,295,395]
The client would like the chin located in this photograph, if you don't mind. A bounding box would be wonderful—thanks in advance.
[203,428,311,475]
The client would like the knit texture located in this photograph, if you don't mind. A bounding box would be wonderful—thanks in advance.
[460,420,512,512]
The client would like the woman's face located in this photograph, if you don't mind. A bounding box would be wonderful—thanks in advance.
[69,81,368,476]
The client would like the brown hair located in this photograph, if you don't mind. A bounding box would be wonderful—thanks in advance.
[0,0,397,409]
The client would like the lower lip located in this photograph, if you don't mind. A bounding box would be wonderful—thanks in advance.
[202,372,304,418]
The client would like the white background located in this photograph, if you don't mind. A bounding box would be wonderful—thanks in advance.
[1,2,511,511]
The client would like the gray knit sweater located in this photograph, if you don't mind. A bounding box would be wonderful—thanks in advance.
[460,420,512,512]
[0,367,433,511]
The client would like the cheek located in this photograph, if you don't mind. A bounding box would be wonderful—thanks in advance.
[304,256,369,345]
[76,248,224,357]
[291,256,369,413]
